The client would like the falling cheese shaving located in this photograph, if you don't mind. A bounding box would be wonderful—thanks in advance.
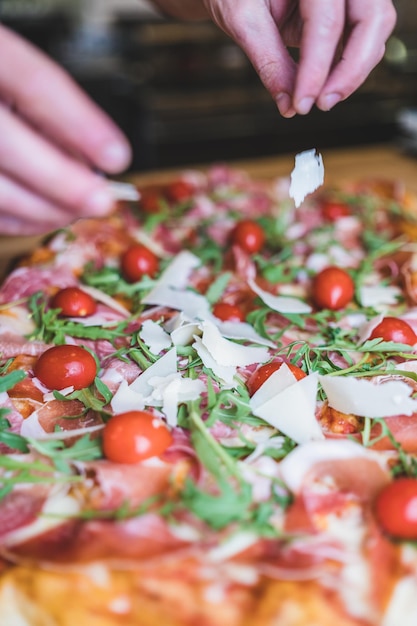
[289,149,324,208]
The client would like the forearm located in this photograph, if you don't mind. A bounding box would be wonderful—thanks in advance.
[150,0,209,20]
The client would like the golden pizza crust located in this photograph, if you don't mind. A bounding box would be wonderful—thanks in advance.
[0,564,365,626]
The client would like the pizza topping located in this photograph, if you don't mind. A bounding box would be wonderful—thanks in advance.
[289,149,324,208]
[50,287,97,318]
[120,244,159,282]
[374,478,417,540]
[320,375,417,418]
[369,317,417,347]
[102,411,173,464]
[212,302,245,323]
[247,361,306,396]
[311,266,355,310]
[33,345,97,391]
[247,278,312,314]
[231,220,265,254]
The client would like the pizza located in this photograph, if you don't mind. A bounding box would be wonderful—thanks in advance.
[0,154,417,626]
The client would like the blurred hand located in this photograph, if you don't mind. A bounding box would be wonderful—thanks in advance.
[152,0,397,117]
[0,25,132,235]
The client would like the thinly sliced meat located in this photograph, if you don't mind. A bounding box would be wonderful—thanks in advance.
[0,491,45,539]
[370,414,417,452]
[36,400,103,433]
[0,267,77,304]
[0,333,49,358]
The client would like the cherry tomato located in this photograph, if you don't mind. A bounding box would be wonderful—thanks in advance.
[212,302,245,323]
[375,478,417,540]
[121,244,159,282]
[231,220,265,254]
[312,266,355,310]
[166,180,194,203]
[369,317,417,346]
[247,361,306,396]
[34,345,97,391]
[102,410,173,464]
[50,287,97,318]
[140,187,164,214]
[321,200,351,222]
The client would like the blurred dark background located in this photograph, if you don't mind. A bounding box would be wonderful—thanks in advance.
[1,0,417,171]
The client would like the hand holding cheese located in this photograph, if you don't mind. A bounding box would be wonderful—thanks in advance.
[152,0,397,117]
[0,25,131,235]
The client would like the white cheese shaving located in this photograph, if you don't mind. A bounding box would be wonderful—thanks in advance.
[142,285,211,320]
[192,335,236,387]
[207,531,259,562]
[195,321,270,370]
[382,576,417,626]
[110,347,203,426]
[319,374,417,417]
[358,285,401,308]
[139,319,172,354]
[279,439,384,494]
[247,278,312,314]
[0,305,35,335]
[289,149,324,208]
[357,313,385,345]
[153,250,201,289]
[80,285,131,316]
[250,367,323,444]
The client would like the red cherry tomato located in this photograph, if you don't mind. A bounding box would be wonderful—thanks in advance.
[102,411,173,464]
[375,478,417,540]
[50,287,96,318]
[231,220,265,254]
[212,302,245,323]
[34,345,97,391]
[121,244,159,282]
[140,187,163,214]
[166,180,194,203]
[247,361,306,396]
[321,200,351,222]
[312,266,355,310]
[369,317,417,346]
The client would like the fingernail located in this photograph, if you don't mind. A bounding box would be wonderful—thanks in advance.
[100,140,132,172]
[321,93,341,111]
[296,97,315,115]
[84,187,114,216]
[276,92,292,117]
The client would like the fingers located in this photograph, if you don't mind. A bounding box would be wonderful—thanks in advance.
[0,103,117,219]
[0,25,131,174]
[316,1,397,111]
[293,0,345,114]
[0,173,75,236]
[206,0,298,117]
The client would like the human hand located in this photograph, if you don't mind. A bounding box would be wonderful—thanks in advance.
[0,25,132,236]
[151,0,397,118]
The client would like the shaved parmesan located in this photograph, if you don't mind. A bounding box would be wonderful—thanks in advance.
[154,250,201,289]
[139,319,172,354]
[143,285,211,320]
[382,577,417,626]
[358,285,401,308]
[250,367,323,444]
[279,439,384,494]
[289,149,324,208]
[248,278,312,314]
[192,335,238,387]
[0,305,35,335]
[197,321,270,368]
[79,285,131,316]
[320,375,417,417]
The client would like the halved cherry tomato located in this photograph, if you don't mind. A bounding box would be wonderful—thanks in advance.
[212,302,245,323]
[247,361,306,396]
[231,220,265,254]
[121,244,159,282]
[369,317,417,346]
[102,410,173,464]
[166,180,194,203]
[321,200,351,222]
[34,345,97,391]
[312,266,355,310]
[50,287,96,318]
[375,477,417,540]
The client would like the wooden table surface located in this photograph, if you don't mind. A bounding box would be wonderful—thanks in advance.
[0,142,416,275]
